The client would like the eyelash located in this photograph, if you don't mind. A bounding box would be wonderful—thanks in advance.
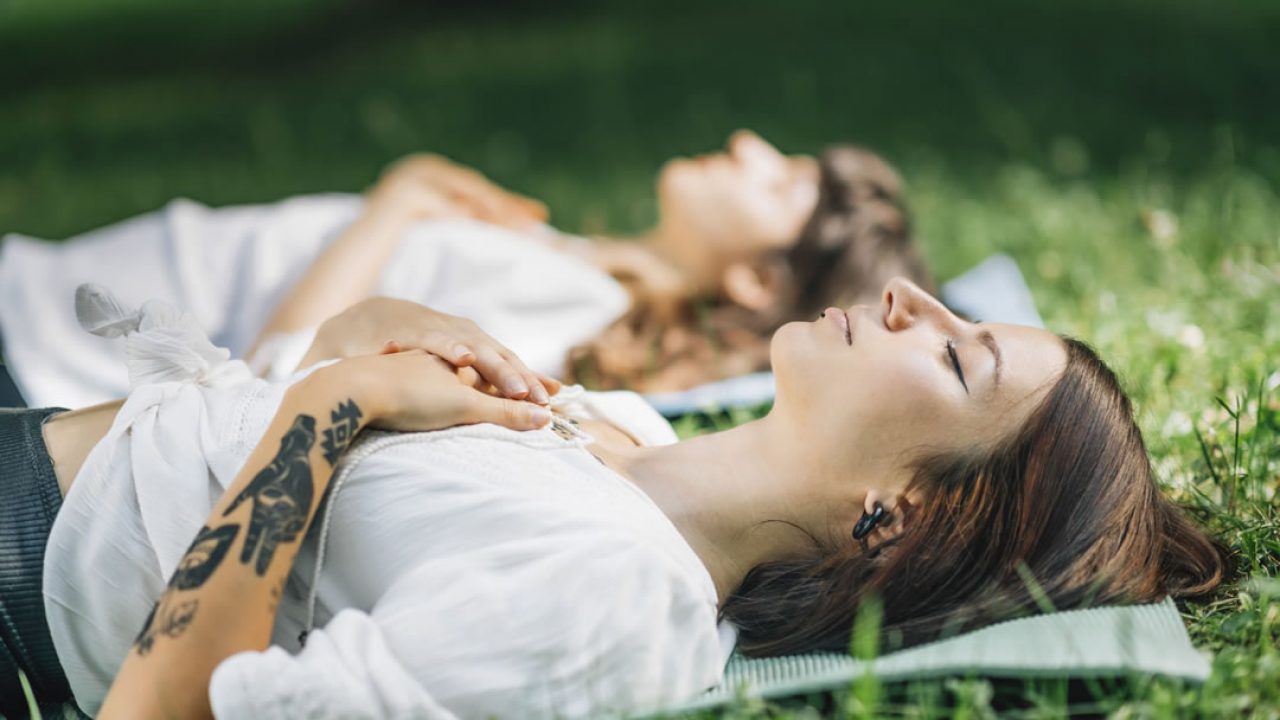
[945,339,969,393]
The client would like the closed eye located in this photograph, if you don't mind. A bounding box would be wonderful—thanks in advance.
[946,339,969,394]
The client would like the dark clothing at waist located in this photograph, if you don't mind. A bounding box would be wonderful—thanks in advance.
[0,406,82,719]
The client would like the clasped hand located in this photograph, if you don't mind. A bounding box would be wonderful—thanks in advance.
[306,298,560,433]
[367,153,548,230]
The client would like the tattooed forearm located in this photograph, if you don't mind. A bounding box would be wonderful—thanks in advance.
[133,524,239,654]
[321,399,363,467]
[172,524,240,589]
[134,596,199,656]
[224,414,318,575]
[219,399,361,576]
[131,399,363,659]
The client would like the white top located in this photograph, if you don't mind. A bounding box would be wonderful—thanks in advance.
[0,195,629,408]
[43,295,728,719]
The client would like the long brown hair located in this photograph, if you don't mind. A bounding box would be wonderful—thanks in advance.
[721,338,1227,656]
[566,145,933,392]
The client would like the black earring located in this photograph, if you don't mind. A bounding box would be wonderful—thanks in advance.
[852,502,886,541]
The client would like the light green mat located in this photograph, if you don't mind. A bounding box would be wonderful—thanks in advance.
[663,598,1208,715]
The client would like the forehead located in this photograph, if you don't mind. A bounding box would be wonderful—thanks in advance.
[984,323,1067,410]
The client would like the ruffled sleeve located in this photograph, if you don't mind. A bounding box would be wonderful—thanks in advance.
[75,283,253,390]
[209,533,723,720]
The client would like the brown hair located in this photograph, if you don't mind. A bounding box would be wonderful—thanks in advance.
[778,145,934,321]
[567,145,934,391]
[721,338,1227,656]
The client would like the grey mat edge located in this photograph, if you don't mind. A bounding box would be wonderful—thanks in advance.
[651,598,1209,717]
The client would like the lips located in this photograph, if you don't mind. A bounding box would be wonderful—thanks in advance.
[824,306,852,345]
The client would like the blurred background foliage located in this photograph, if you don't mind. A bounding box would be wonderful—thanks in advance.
[3,0,1279,716]
[3,0,1278,242]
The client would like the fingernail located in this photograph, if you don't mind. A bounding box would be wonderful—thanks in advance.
[507,379,529,397]
[528,406,551,427]
[453,344,475,362]
[530,384,549,405]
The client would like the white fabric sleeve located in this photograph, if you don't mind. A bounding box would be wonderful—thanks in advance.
[208,535,722,719]
[209,610,455,720]
[248,328,319,381]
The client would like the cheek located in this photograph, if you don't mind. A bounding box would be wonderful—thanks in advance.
[830,348,959,451]
[854,360,984,460]
[665,168,780,248]
[738,190,804,246]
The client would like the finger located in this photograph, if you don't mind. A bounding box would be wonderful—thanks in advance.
[446,343,476,367]
[475,193,513,227]
[454,365,482,388]
[504,193,549,224]
[493,350,547,405]
[522,369,549,405]
[482,194,547,231]
[453,172,541,223]
[400,347,450,367]
[535,373,562,396]
[406,330,477,367]
[516,196,549,223]
[467,393,552,431]
[471,346,529,399]
[453,367,502,398]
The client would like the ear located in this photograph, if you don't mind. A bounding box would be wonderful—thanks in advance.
[721,261,780,311]
[863,488,923,538]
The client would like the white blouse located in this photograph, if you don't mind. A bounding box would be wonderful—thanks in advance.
[0,195,628,408]
[42,299,728,719]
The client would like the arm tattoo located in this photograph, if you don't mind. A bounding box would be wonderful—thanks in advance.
[132,400,362,654]
[321,399,363,467]
[134,524,239,654]
[134,597,198,656]
[171,524,240,589]
[223,415,318,576]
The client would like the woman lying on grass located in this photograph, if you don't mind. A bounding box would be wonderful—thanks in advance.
[0,131,932,409]
[3,278,1223,719]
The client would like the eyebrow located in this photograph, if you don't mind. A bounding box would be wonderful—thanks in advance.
[978,330,1003,388]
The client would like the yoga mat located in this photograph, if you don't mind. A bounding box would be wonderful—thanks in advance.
[658,598,1207,716]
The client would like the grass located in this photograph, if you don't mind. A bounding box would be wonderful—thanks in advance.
[3,0,1277,717]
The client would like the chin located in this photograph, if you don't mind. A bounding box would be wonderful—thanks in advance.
[768,321,817,393]
[656,158,693,194]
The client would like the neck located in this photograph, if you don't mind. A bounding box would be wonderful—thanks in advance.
[598,415,848,605]
[635,221,723,296]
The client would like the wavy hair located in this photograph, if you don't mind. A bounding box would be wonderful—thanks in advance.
[722,338,1227,655]
[568,144,933,391]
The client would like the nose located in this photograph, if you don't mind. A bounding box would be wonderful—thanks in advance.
[727,129,762,153]
[728,129,783,169]
[879,276,955,332]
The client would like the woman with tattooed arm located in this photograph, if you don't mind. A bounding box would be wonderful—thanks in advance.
[99,346,554,718]
[6,281,1223,718]
[2,295,556,719]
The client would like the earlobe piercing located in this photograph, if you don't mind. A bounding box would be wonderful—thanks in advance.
[852,502,886,541]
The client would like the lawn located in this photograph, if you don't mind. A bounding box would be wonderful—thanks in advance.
[3,0,1278,716]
